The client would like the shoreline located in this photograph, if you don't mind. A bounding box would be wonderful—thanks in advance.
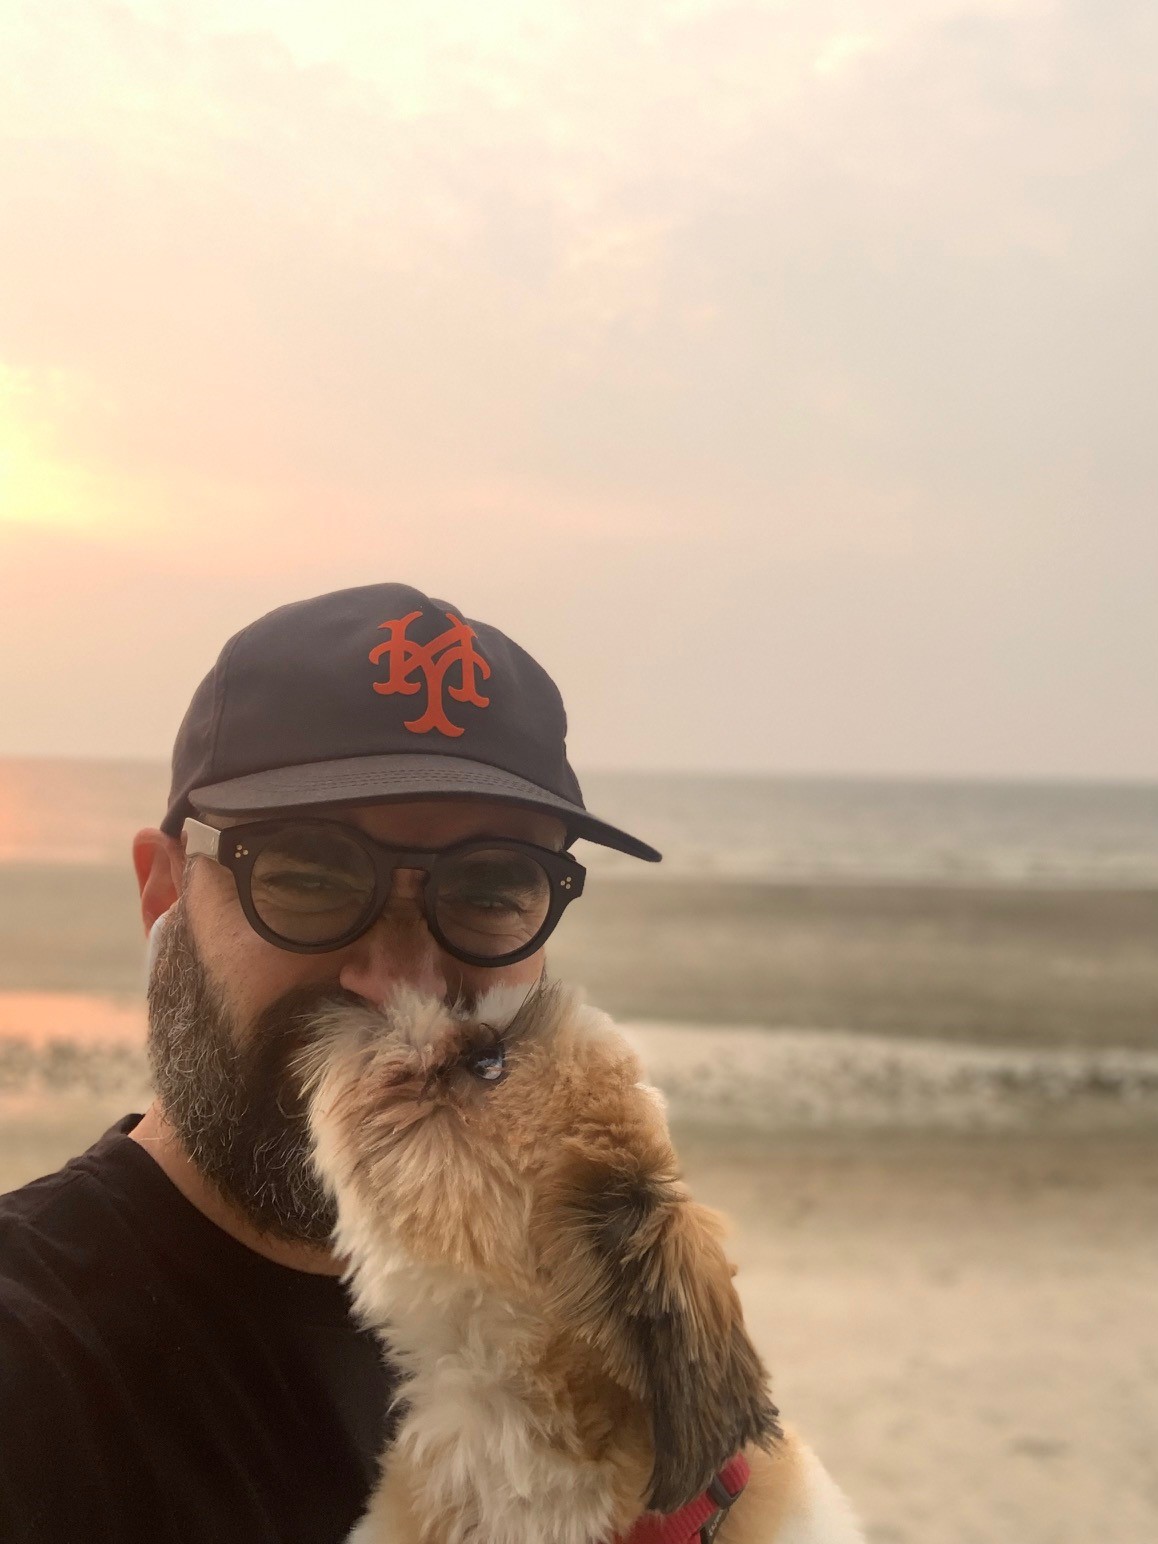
[5,1006,1158,1135]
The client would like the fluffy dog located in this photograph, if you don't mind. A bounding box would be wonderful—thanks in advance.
[299,983,864,1544]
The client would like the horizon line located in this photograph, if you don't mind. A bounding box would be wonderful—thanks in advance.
[1,750,1155,791]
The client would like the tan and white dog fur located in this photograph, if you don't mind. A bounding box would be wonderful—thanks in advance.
[300,983,864,1544]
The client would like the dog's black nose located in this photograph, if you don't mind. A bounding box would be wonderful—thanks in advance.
[466,1044,506,1082]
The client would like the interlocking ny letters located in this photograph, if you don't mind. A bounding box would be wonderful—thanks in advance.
[368,610,492,737]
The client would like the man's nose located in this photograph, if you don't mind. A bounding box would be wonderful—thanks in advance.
[336,876,446,1004]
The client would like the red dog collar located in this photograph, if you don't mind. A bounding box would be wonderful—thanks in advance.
[615,1453,751,1544]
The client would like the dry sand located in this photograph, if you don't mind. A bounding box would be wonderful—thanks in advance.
[682,1126,1158,1544]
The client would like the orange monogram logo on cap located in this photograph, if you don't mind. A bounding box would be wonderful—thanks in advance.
[368,610,492,737]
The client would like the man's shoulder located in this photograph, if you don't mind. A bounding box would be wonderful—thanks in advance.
[0,1141,168,1538]
[0,1235,97,1397]
[0,1154,87,1236]
[0,1159,89,1301]
[0,1136,126,1283]
[0,1156,123,1377]
[0,1115,146,1243]
[0,1243,155,1544]
[0,1126,161,1382]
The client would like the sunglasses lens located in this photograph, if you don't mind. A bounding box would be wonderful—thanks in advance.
[432,847,552,960]
[249,825,376,945]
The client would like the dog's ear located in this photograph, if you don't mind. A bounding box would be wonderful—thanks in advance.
[539,1159,781,1514]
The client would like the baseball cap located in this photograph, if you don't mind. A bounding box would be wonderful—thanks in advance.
[161,582,661,863]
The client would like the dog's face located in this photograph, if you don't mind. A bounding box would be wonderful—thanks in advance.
[298,982,657,1281]
[299,982,779,1511]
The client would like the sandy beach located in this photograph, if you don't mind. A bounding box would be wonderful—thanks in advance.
[3,845,1157,1542]
[684,1125,1158,1544]
[2,1081,1154,1544]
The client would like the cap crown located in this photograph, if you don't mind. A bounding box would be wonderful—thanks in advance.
[162,583,583,836]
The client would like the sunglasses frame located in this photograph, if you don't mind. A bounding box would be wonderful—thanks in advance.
[182,816,586,966]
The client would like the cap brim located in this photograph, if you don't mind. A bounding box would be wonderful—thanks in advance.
[190,753,662,863]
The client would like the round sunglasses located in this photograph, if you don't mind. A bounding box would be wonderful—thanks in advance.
[182,816,586,967]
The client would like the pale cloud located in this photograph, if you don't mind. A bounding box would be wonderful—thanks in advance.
[0,0,1155,776]
[814,32,882,77]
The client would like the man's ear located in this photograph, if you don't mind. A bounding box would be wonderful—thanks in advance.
[132,828,184,934]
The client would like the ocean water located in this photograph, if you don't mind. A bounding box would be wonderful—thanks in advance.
[583,771,1158,885]
[1,755,1156,886]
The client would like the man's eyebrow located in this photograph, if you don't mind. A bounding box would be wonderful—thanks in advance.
[396,831,567,852]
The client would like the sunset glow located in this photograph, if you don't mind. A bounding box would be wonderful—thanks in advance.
[0,369,100,532]
[0,0,1154,778]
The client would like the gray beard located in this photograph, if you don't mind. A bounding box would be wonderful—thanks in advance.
[145,898,354,1247]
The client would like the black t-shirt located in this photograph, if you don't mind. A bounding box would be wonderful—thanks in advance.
[0,1115,395,1543]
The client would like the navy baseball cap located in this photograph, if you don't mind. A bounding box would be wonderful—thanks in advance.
[161,582,661,863]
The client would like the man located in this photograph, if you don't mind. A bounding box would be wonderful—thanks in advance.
[0,582,661,1543]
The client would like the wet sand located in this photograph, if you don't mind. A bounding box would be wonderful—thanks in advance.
[552,878,1158,1049]
[5,863,1158,1047]
[2,1092,1154,1544]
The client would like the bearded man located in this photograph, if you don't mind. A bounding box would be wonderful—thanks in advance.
[0,582,661,1543]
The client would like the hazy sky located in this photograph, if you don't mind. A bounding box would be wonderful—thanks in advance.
[1,0,1155,778]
